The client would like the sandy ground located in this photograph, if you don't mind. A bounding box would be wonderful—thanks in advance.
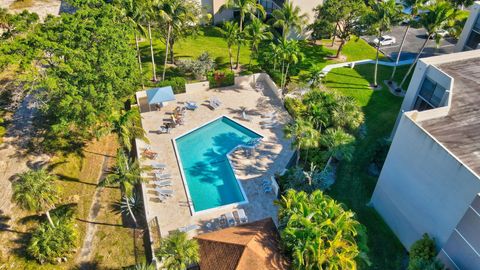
[1,0,63,20]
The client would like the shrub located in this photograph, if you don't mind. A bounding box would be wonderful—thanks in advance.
[27,218,78,264]
[207,70,234,88]
[157,77,186,94]
[177,52,215,80]
[408,233,442,270]
[284,97,305,118]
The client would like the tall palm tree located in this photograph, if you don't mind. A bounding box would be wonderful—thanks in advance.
[245,18,272,65]
[222,21,240,70]
[321,128,355,171]
[389,0,428,82]
[13,169,58,227]
[370,0,403,88]
[156,231,199,270]
[119,0,148,89]
[331,95,364,132]
[142,0,158,82]
[112,109,148,152]
[284,119,319,166]
[278,38,302,90]
[100,150,146,227]
[156,0,198,80]
[396,1,456,92]
[271,2,308,38]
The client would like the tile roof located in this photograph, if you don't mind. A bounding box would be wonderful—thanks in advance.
[194,218,289,270]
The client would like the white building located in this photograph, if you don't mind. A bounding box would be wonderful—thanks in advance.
[455,1,480,51]
[371,50,480,269]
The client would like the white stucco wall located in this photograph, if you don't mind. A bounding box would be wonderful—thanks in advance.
[290,0,322,24]
[454,2,480,52]
[371,112,480,249]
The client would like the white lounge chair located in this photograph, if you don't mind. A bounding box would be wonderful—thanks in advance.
[156,188,173,197]
[262,111,276,118]
[155,173,172,180]
[237,209,248,224]
[179,224,200,233]
[150,162,166,169]
[225,212,236,227]
[185,101,198,110]
[241,111,252,121]
[154,180,172,187]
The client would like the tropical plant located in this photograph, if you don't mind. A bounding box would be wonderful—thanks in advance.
[128,262,156,270]
[389,0,428,82]
[100,149,146,227]
[312,0,367,57]
[176,52,215,80]
[112,108,148,152]
[156,231,200,270]
[245,18,272,65]
[276,189,369,270]
[222,21,241,70]
[321,128,355,170]
[156,0,200,81]
[220,0,265,69]
[27,218,78,264]
[277,38,302,90]
[307,67,326,89]
[408,258,445,270]
[408,233,443,270]
[369,0,403,87]
[271,2,308,38]
[111,193,143,220]
[13,169,58,227]
[284,119,319,166]
[396,1,457,91]
[331,95,364,132]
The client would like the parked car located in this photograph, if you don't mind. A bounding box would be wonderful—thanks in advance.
[373,35,397,46]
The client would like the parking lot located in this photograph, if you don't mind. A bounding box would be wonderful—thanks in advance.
[362,26,457,61]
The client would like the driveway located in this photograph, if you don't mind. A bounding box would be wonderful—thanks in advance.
[362,26,457,61]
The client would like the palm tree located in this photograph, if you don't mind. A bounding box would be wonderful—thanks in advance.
[112,109,148,152]
[13,169,58,227]
[119,0,148,89]
[389,0,428,82]
[128,262,156,270]
[281,39,302,90]
[370,0,403,88]
[321,128,355,171]
[99,150,146,227]
[245,18,272,65]
[157,0,198,80]
[307,67,326,89]
[307,103,330,131]
[276,189,368,269]
[396,1,456,92]
[284,119,319,166]
[222,21,240,70]
[271,2,308,38]
[156,231,199,270]
[142,0,158,82]
[331,95,364,132]
[220,0,265,69]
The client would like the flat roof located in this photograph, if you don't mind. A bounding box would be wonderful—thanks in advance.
[419,57,480,176]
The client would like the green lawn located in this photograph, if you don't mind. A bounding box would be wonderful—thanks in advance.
[324,64,412,269]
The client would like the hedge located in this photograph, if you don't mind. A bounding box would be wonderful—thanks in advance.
[207,70,234,88]
[157,77,187,94]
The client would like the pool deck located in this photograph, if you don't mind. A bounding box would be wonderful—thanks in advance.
[136,77,294,238]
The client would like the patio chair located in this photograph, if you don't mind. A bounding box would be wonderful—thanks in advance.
[142,149,158,160]
[159,126,170,134]
[156,188,173,197]
[209,98,220,110]
[155,173,172,180]
[241,111,252,121]
[237,209,248,224]
[262,111,276,118]
[153,180,172,187]
[150,162,166,170]
[179,224,200,233]
[225,212,236,227]
[185,101,198,110]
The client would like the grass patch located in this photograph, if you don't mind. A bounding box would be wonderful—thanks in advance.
[324,64,412,269]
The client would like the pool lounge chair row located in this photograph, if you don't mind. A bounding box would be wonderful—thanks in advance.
[224,209,248,227]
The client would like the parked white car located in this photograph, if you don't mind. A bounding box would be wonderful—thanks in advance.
[373,35,397,46]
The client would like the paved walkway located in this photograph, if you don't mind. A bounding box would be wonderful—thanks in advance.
[321,58,415,74]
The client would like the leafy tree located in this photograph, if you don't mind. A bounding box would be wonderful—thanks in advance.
[156,0,200,80]
[33,5,139,146]
[222,21,241,70]
[408,233,444,270]
[271,2,308,38]
[321,128,355,170]
[13,169,58,227]
[284,119,319,166]
[100,149,146,227]
[112,108,148,152]
[156,231,200,270]
[276,189,369,270]
[0,9,39,40]
[27,218,78,264]
[389,0,428,82]
[277,38,302,90]
[368,0,403,87]
[396,1,457,91]
[311,0,367,58]
[245,18,272,65]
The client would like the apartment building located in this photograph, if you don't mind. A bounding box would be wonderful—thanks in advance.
[455,1,480,51]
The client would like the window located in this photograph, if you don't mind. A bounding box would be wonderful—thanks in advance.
[465,15,480,50]
[414,77,446,111]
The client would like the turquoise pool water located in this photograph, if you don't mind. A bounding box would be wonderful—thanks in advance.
[175,117,262,212]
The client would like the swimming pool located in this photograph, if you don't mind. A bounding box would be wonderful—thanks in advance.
[175,116,262,213]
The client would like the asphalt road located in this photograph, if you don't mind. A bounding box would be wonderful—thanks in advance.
[362,26,457,61]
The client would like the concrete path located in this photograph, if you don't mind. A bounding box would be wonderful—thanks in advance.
[321,58,415,75]
[76,155,110,268]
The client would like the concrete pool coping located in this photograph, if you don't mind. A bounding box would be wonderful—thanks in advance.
[172,115,264,216]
